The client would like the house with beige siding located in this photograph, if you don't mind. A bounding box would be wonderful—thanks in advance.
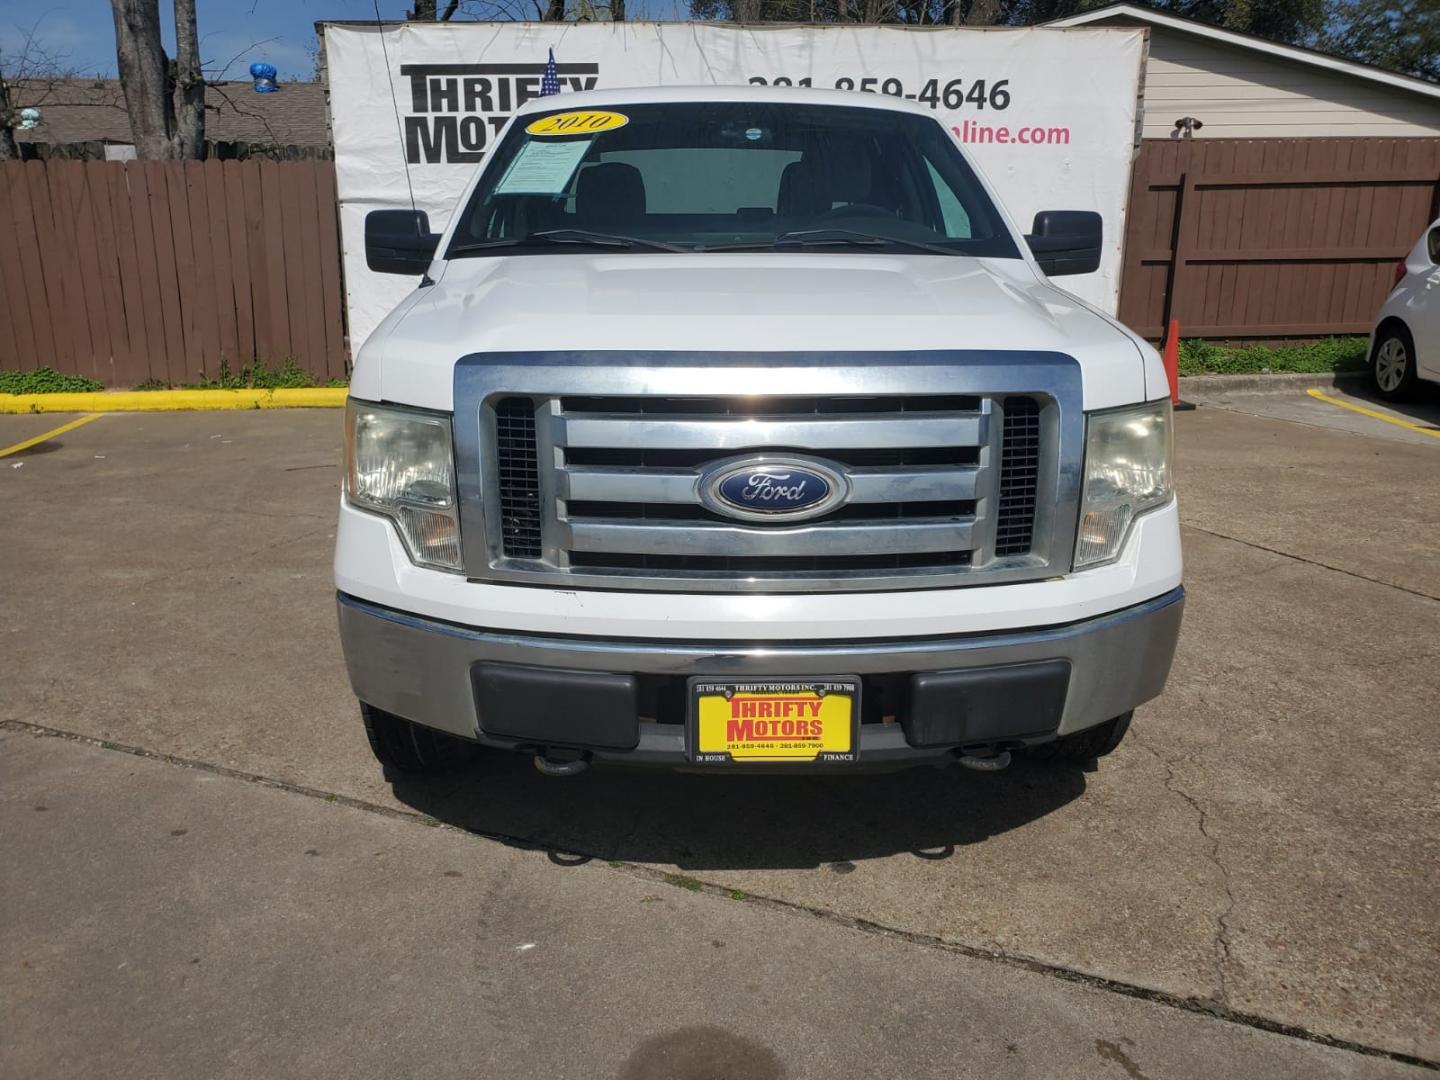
[1047,3,1440,342]
[1050,3,1440,139]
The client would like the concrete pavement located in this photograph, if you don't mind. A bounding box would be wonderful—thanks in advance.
[3,731,1429,1080]
[1179,377,1440,451]
[1,404,1437,1072]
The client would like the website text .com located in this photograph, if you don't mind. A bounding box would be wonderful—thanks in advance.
[952,121,1071,145]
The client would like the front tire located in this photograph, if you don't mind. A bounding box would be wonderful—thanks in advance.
[361,702,477,773]
[1372,327,1418,401]
[1026,712,1132,763]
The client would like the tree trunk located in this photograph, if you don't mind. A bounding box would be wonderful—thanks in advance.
[440,0,461,17]
[409,0,438,17]
[172,0,204,159]
[110,0,174,159]
[611,0,625,20]
[544,0,566,19]
[964,0,1001,25]
[0,66,20,161]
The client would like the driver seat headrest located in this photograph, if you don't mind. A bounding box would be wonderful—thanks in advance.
[576,162,646,227]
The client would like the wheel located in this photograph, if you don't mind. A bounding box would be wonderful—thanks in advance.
[1371,326,1418,401]
[1026,712,1132,763]
[360,701,477,773]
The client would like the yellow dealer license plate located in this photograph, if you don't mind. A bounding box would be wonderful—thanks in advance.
[689,678,860,764]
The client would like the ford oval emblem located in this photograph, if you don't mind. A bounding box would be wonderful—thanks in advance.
[700,456,848,523]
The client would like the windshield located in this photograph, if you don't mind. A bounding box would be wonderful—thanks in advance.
[447,101,1020,258]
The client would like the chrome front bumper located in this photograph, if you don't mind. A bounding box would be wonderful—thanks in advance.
[336,587,1184,769]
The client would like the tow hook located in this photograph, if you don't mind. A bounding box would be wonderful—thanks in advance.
[957,749,1012,772]
[533,752,590,777]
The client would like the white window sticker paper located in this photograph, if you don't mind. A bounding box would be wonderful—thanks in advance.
[494,140,591,195]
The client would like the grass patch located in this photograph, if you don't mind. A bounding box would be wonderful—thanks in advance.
[663,873,705,892]
[1178,337,1369,377]
[3,361,348,394]
[136,358,348,391]
[200,357,321,390]
[0,368,104,394]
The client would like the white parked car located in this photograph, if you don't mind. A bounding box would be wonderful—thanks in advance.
[1372,219,1440,400]
[336,86,1183,778]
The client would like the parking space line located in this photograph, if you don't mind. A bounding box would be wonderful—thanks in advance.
[1306,388,1440,440]
[0,414,103,459]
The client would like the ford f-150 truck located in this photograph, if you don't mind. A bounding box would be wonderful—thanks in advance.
[336,86,1183,777]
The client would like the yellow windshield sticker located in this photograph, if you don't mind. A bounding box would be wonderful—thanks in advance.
[526,110,629,137]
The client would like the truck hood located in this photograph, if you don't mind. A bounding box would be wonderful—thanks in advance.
[359,253,1150,410]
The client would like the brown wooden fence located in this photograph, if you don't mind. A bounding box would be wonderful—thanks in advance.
[1119,138,1440,341]
[0,159,346,386]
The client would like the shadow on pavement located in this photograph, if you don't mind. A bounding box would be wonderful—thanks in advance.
[1337,377,1440,429]
[387,751,1087,871]
[7,440,67,457]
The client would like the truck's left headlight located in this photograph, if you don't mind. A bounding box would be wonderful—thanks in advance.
[1074,399,1173,570]
[344,400,463,573]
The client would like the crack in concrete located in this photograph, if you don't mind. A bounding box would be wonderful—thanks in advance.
[1136,733,1238,1009]
[4,717,1436,1073]
[1181,524,1440,604]
[230,523,336,563]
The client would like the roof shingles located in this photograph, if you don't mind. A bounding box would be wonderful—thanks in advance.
[12,79,331,148]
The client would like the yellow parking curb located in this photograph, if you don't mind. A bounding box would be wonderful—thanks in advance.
[1306,388,1440,441]
[0,387,348,414]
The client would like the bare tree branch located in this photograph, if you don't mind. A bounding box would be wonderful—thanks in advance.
[205,80,282,148]
[206,36,281,83]
[1,14,95,157]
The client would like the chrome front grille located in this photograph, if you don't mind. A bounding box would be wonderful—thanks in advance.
[549,394,985,583]
[454,351,1082,595]
[478,397,1067,593]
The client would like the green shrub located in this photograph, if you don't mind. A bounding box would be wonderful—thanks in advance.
[1177,337,1369,377]
[197,357,338,390]
[0,368,105,394]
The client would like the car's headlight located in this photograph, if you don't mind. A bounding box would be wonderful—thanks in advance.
[344,400,463,572]
[1074,399,1173,570]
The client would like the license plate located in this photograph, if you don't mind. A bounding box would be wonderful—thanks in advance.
[689,678,859,764]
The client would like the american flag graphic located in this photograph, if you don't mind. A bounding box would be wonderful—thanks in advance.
[540,48,561,97]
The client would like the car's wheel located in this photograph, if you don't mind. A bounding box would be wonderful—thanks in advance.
[360,701,477,773]
[1026,711,1132,763]
[1372,327,1418,401]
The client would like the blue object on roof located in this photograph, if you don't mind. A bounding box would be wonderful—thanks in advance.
[250,62,279,93]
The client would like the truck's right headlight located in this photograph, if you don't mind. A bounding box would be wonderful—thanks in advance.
[344,399,463,572]
[1074,399,1173,570]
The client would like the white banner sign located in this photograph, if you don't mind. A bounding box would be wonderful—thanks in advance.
[323,22,1145,349]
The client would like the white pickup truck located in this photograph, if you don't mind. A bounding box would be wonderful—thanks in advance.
[336,86,1182,777]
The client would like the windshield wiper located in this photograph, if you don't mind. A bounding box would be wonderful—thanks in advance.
[701,229,960,256]
[448,228,686,256]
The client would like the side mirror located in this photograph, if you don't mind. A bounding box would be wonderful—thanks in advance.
[365,209,440,275]
[1025,210,1102,277]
